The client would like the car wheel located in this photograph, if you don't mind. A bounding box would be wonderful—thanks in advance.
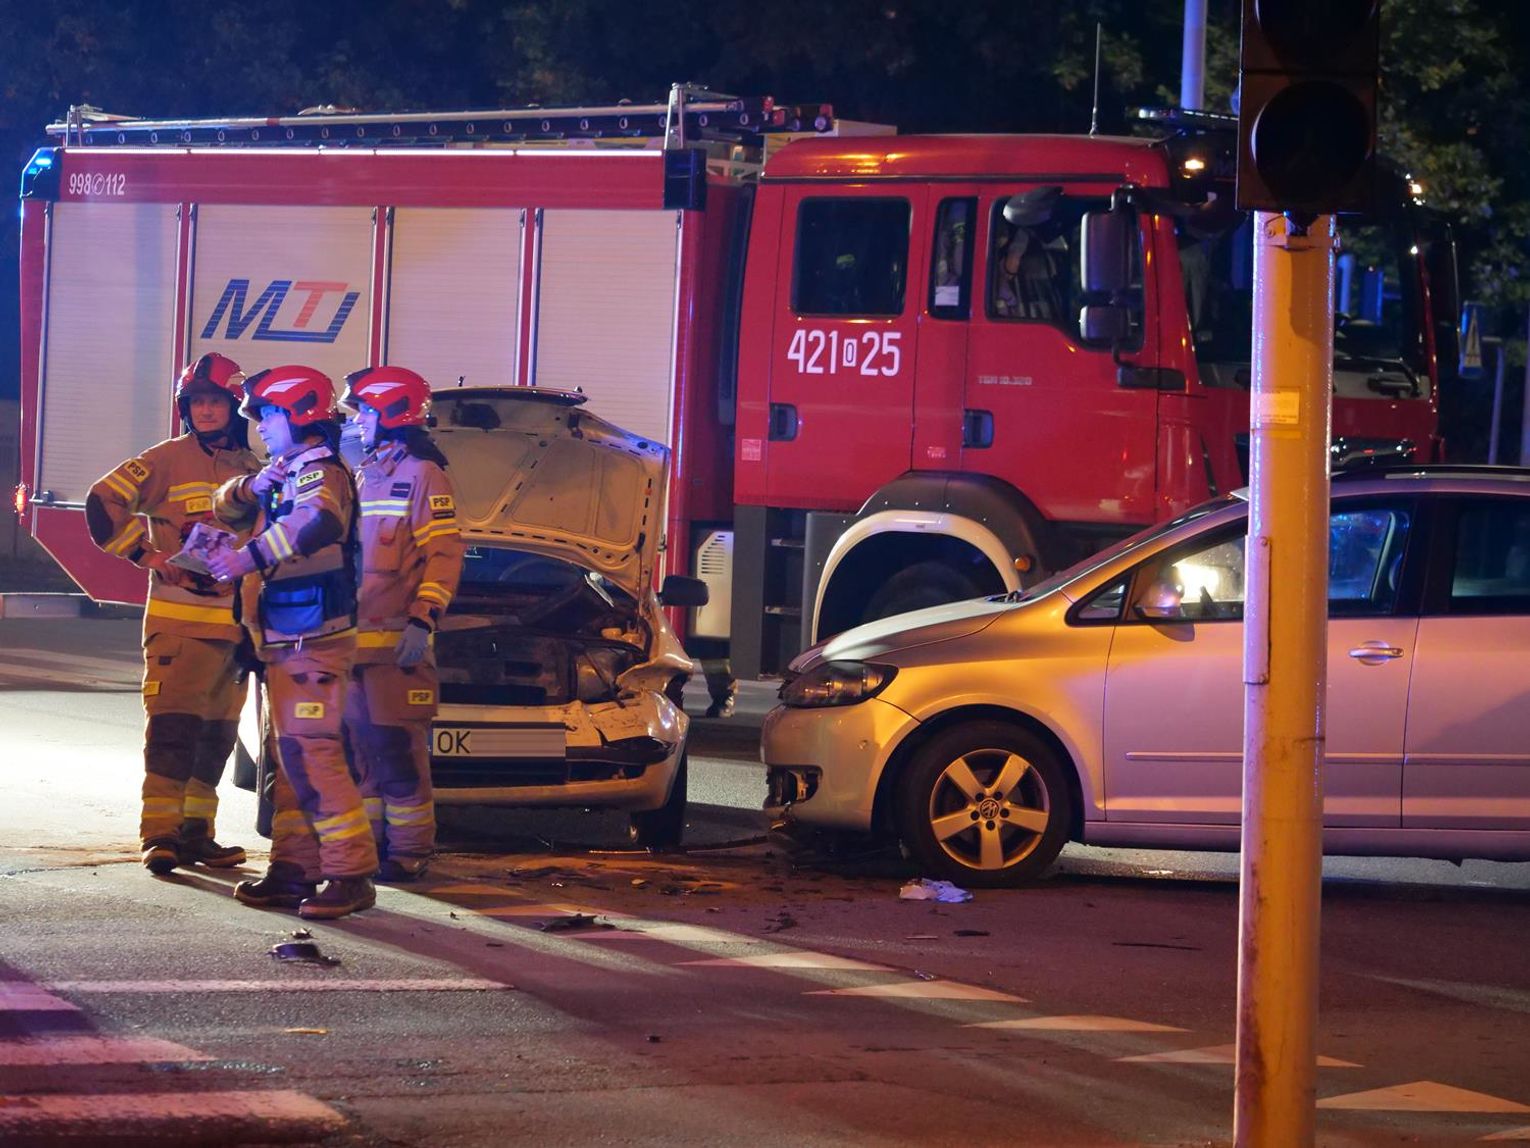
[896,721,1071,887]
[864,561,990,624]
[628,753,687,850]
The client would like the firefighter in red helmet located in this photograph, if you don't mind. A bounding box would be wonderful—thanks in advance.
[207,365,379,920]
[86,352,260,875]
[339,365,463,881]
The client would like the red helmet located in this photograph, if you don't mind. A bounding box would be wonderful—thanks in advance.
[175,353,244,415]
[340,365,433,429]
[239,365,339,427]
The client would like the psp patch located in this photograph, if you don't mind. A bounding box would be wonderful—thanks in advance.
[123,459,150,482]
[183,496,213,515]
[407,689,435,706]
[293,702,325,719]
[391,482,412,498]
[142,680,161,697]
[430,493,455,520]
[295,470,324,491]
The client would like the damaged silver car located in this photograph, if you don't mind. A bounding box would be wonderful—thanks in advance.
[426,387,706,847]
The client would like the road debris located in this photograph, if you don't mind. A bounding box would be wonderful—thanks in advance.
[537,913,615,933]
[898,878,972,903]
[269,939,341,966]
[954,929,990,937]
[763,911,798,934]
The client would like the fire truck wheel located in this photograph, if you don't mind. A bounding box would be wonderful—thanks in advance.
[863,561,990,625]
[895,721,1071,888]
[628,753,687,850]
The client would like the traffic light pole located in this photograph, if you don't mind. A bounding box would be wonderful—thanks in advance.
[1235,210,1334,1147]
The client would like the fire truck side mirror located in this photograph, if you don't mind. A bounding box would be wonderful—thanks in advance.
[1081,210,1131,296]
[1079,305,1132,346]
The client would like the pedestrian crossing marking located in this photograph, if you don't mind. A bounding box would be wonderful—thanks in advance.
[683,952,891,971]
[581,924,760,944]
[1317,1081,1530,1113]
[807,981,1027,1002]
[970,1015,1186,1033]
[0,983,80,1012]
[1119,1044,1358,1067]
[0,1036,212,1066]
[0,1090,344,1132]
[45,979,513,994]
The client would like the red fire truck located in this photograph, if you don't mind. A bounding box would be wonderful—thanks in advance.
[15,87,1461,677]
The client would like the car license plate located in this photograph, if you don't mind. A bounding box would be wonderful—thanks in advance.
[431,725,565,758]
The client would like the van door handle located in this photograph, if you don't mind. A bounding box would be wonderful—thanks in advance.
[768,403,799,442]
[1348,642,1404,663]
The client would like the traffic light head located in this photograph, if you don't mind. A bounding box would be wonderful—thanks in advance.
[1237,0,1380,216]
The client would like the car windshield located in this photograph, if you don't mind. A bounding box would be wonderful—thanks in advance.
[1010,492,1249,604]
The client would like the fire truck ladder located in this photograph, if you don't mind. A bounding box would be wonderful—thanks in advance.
[47,83,834,150]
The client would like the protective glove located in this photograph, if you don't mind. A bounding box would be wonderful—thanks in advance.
[396,619,432,668]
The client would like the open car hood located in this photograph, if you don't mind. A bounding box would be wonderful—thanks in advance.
[432,387,668,598]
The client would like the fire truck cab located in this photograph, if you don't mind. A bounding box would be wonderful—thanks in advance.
[725,119,1460,675]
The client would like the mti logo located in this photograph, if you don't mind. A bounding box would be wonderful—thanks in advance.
[200,279,360,343]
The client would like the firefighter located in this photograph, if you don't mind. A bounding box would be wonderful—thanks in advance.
[206,365,379,920]
[86,353,260,875]
[339,366,463,882]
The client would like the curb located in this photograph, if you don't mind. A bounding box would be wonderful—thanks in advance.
[0,592,84,619]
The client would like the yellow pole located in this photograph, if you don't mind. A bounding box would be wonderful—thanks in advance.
[1234,210,1335,1146]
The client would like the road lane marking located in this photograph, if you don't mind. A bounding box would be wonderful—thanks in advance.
[970,1015,1187,1033]
[1483,1127,1530,1141]
[0,1089,345,1132]
[45,979,513,994]
[1120,1043,1359,1067]
[806,981,1027,1002]
[580,924,760,945]
[0,983,80,1012]
[0,1036,212,1065]
[683,953,891,971]
[1317,1081,1530,1113]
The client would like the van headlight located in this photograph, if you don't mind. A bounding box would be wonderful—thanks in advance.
[779,661,897,708]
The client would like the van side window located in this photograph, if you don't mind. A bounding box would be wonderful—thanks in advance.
[988,195,1141,347]
[1449,499,1530,615]
[929,197,976,319]
[793,198,910,317]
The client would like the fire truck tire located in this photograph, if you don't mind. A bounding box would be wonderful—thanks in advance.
[628,753,687,850]
[863,561,990,625]
[895,721,1071,888]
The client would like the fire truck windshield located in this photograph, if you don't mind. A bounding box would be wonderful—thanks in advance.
[1179,214,1427,400]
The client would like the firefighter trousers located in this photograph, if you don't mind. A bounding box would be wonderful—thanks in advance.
[263,635,378,880]
[344,661,438,863]
[140,629,246,848]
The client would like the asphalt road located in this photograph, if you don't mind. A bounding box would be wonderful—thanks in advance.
[2,613,1529,1146]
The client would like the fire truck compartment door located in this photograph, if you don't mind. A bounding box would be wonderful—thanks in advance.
[532,209,681,448]
[188,205,375,388]
[387,207,525,390]
[39,202,179,503]
[763,189,923,510]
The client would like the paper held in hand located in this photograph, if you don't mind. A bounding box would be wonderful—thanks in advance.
[170,522,238,576]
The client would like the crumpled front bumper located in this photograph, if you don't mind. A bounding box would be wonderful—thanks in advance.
[760,696,918,832]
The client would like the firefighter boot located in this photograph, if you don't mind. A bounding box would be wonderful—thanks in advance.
[234,862,318,909]
[299,877,377,920]
[179,819,247,868]
[377,855,430,883]
[141,837,181,875]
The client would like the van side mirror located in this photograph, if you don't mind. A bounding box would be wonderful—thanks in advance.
[659,574,709,608]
